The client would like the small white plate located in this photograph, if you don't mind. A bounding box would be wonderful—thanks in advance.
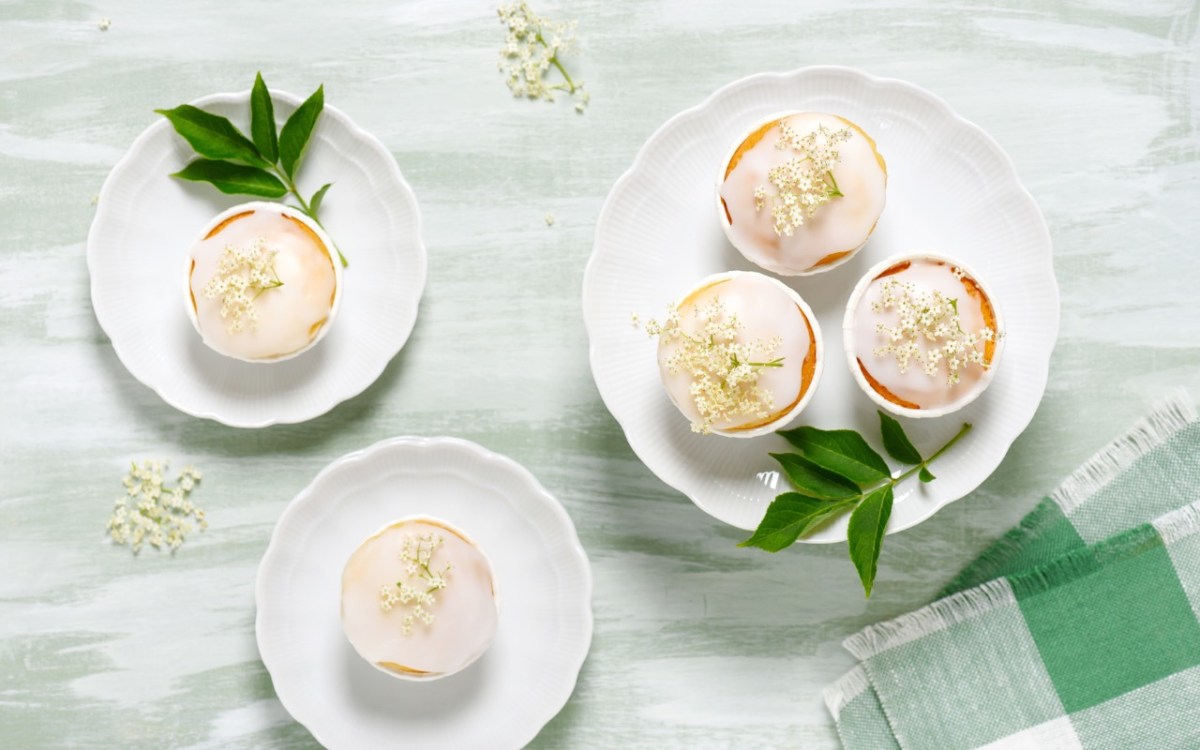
[255,437,593,749]
[583,67,1059,542]
[88,90,426,428]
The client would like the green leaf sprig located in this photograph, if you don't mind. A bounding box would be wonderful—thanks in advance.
[739,412,972,597]
[157,73,346,267]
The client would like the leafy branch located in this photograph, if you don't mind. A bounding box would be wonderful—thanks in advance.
[157,72,347,267]
[739,412,972,597]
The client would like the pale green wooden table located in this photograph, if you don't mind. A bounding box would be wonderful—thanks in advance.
[3,1,1198,747]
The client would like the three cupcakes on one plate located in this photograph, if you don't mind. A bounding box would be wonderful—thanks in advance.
[643,111,1003,435]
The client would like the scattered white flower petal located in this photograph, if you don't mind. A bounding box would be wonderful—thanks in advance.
[202,236,284,334]
[497,2,588,111]
[379,532,452,635]
[98,18,111,31]
[106,461,206,554]
[754,123,852,236]
[869,276,997,385]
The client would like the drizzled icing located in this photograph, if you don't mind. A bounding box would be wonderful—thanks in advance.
[188,206,337,361]
[341,518,498,680]
[719,112,887,275]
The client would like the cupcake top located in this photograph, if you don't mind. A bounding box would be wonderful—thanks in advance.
[846,256,1001,414]
[644,272,819,435]
[186,203,338,361]
[719,112,887,275]
[341,517,499,681]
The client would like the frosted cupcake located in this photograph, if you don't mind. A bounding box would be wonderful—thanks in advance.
[844,254,1003,418]
[341,516,499,681]
[638,271,822,437]
[184,202,341,362]
[718,112,887,275]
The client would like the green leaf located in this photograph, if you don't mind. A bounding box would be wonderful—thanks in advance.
[739,493,853,552]
[171,158,287,198]
[770,453,861,501]
[156,105,268,167]
[250,72,279,163]
[778,426,891,487]
[878,411,924,465]
[848,485,893,597]
[919,467,936,483]
[309,182,333,217]
[279,84,324,179]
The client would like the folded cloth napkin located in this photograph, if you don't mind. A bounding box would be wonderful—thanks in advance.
[827,392,1200,749]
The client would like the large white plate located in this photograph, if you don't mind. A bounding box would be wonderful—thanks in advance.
[256,437,593,749]
[88,90,426,428]
[583,67,1058,542]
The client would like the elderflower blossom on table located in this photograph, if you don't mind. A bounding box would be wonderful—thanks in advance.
[871,277,996,385]
[636,297,785,434]
[379,532,453,636]
[107,461,207,553]
[497,2,590,112]
[754,122,853,236]
[201,236,284,334]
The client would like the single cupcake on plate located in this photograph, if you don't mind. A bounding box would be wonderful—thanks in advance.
[844,253,1004,418]
[637,271,822,437]
[184,202,341,362]
[341,516,499,681]
[718,112,887,276]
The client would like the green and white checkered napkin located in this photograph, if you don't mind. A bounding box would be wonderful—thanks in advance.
[827,392,1200,749]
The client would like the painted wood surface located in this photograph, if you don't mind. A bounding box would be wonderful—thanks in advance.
[2,0,1198,747]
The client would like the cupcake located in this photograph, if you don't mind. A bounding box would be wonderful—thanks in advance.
[844,254,1004,417]
[184,202,341,362]
[639,271,822,437]
[340,516,499,681]
[718,112,887,276]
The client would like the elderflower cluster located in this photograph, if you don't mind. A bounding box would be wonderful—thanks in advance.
[638,297,785,434]
[754,122,853,237]
[201,236,284,334]
[497,2,590,112]
[106,461,207,553]
[870,278,996,385]
[379,532,452,636]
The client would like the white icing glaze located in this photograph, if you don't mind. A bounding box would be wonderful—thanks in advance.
[849,259,992,410]
[719,112,886,275]
[340,517,499,681]
[658,272,814,432]
[188,205,337,361]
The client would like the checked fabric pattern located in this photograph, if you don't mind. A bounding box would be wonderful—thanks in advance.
[826,393,1200,749]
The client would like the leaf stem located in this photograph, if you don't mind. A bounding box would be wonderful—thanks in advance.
[889,422,973,486]
[272,166,348,267]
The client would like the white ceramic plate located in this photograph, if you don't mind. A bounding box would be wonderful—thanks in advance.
[88,90,426,428]
[583,67,1058,542]
[256,437,592,749]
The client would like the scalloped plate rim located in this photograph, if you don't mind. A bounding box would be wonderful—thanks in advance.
[86,88,428,428]
[255,435,593,749]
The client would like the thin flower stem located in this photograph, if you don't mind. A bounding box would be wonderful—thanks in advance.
[826,170,843,198]
[535,32,578,93]
[549,56,577,92]
[745,358,785,368]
